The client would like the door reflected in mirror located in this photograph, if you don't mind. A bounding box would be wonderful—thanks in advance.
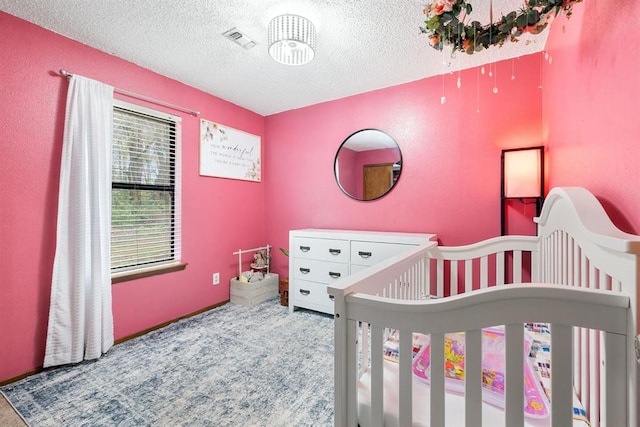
[334,129,402,201]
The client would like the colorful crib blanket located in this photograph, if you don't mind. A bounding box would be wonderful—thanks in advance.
[525,323,590,425]
[382,324,590,424]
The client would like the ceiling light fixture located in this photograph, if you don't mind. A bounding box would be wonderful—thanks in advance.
[268,14,316,66]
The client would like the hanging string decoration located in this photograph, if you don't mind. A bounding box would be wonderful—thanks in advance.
[421,0,583,55]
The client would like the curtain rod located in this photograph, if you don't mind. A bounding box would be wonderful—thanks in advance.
[59,69,200,117]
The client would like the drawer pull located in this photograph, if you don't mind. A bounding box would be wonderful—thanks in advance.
[329,248,342,255]
[299,289,311,296]
[329,272,341,279]
[299,268,311,274]
[299,245,311,252]
[358,251,373,258]
[329,295,335,301]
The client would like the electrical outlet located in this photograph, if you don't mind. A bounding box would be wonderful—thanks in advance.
[213,272,220,285]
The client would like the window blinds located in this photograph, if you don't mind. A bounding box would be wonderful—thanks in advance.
[111,105,181,272]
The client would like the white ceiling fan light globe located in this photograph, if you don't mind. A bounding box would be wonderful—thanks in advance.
[268,14,316,66]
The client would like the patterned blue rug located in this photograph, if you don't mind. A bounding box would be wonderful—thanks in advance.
[1,299,335,426]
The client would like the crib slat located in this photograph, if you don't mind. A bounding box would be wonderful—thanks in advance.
[562,231,568,284]
[590,329,600,426]
[585,258,600,427]
[567,235,573,286]
[603,331,627,426]
[571,243,581,404]
[505,324,524,427]
[513,250,523,283]
[480,255,488,288]
[598,330,605,427]
[420,258,428,298]
[572,239,580,288]
[600,330,607,427]
[496,252,505,285]
[581,328,591,421]
[581,252,588,290]
[551,323,573,427]
[437,259,444,297]
[465,260,473,293]
[410,266,418,298]
[599,270,608,291]
[465,329,482,426]
[450,260,458,296]
[403,269,410,299]
[361,323,370,378]
[573,326,580,403]
[398,330,413,427]
[430,333,445,427]
[579,252,590,418]
[425,257,432,296]
[612,278,622,293]
[553,232,559,283]
[572,242,581,399]
[544,236,551,282]
[346,319,359,426]
[371,325,384,426]
[530,248,540,282]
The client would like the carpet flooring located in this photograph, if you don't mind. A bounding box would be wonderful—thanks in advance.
[1,299,335,426]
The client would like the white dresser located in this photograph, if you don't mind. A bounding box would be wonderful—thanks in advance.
[288,229,436,314]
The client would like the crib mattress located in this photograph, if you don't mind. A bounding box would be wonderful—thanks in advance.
[357,360,589,427]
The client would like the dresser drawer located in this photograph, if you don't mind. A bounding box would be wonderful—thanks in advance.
[293,258,349,284]
[350,241,414,267]
[292,237,349,263]
[292,279,334,313]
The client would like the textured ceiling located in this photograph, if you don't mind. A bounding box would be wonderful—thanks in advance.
[0,0,551,116]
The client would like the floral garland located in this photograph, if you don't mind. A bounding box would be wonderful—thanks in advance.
[421,0,583,54]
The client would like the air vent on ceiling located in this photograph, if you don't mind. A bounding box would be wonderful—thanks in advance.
[222,27,257,50]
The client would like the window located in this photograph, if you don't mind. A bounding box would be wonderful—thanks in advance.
[111,100,182,279]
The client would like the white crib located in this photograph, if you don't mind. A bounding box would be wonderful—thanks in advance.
[328,187,640,427]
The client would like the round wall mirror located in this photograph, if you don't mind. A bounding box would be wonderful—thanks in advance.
[334,129,402,201]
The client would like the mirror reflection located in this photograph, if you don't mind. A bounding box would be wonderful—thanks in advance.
[334,129,402,201]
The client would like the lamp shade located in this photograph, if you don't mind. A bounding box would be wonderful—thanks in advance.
[268,14,316,66]
[503,148,543,198]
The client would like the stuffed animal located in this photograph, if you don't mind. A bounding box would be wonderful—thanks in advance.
[250,250,269,270]
[239,270,264,283]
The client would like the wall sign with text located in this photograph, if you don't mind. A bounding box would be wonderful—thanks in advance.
[199,119,261,182]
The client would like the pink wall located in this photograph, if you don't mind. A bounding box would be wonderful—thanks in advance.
[0,12,267,382]
[265,57,544,275]
[335,147,359,198]
[543,0,640,340]
[1,8,552,383]
[3,0,635,390]
[543,0,640,235]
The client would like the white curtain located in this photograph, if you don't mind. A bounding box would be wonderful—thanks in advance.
[44,75,115,368]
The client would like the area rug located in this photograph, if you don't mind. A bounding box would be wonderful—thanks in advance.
[1,299,335,426]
